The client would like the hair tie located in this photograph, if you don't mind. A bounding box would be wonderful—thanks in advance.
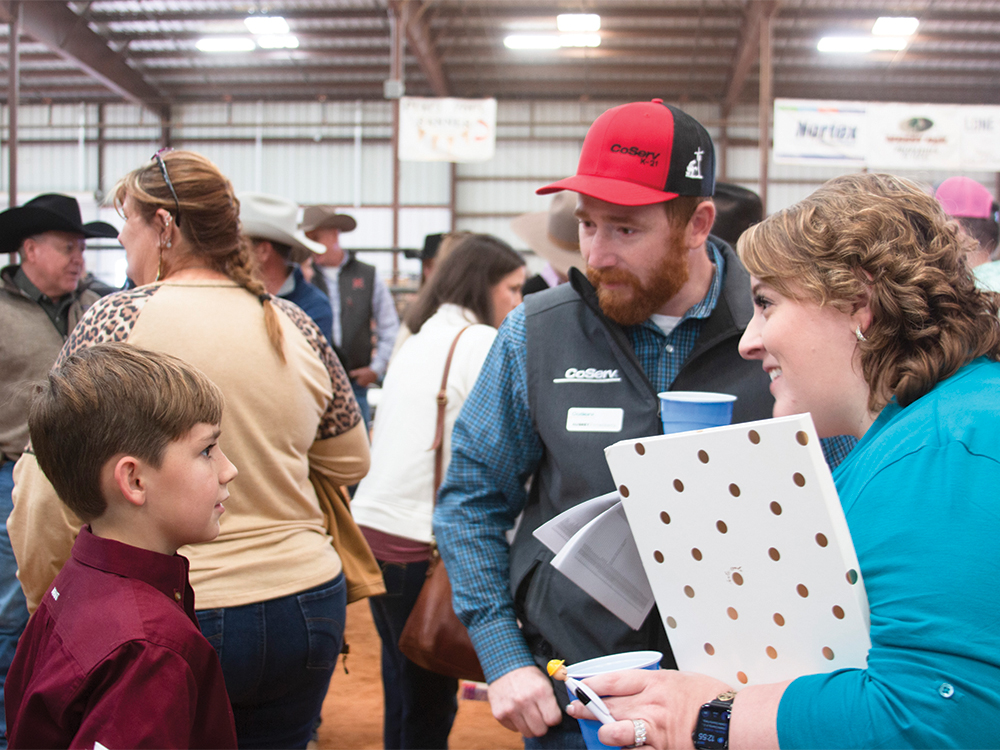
[259,292,271,304]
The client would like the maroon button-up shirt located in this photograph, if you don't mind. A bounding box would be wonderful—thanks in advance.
[5,527,236,749]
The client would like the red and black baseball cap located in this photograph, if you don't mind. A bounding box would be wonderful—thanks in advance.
[537,99,715,205]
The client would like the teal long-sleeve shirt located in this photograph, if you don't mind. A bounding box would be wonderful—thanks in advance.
[779,358,1000,749]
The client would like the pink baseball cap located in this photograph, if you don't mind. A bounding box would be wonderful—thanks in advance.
[934,177,996,219]
[537,99,715,206]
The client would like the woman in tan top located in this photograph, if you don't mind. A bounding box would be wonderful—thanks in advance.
[10,150,370,748]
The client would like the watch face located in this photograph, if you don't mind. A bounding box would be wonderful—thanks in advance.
[693,703,731,749]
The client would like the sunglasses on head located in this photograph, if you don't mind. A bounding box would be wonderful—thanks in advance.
[152,147,181,227]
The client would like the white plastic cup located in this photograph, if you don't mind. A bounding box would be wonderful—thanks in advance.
[658,391,737,434]
[564,651,662,750]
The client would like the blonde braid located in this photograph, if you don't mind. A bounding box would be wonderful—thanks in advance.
[226,235,287,363]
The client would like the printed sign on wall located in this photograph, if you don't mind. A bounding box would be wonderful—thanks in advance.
[960,106,1000,172]
[866,103,962,170]
[775,99,1000,171]
[773,100,868,165]
[399,97,497,163]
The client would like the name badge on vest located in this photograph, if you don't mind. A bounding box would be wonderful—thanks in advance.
[566,407,624,433]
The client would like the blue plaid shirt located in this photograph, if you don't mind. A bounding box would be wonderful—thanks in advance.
[433,242,856,682]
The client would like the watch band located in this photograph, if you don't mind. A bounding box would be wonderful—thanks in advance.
[692,691,736,750]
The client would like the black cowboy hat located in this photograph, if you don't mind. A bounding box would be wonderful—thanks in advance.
[0,193,119,255]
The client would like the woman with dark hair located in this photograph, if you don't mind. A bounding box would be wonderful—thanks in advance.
[351,233,525,750]
[10,150,371,748]
[564,173,1000,750]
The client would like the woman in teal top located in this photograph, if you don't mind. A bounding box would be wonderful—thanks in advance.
[565,173,1000,749]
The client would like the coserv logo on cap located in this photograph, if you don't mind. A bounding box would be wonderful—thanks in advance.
[608,144,661,168]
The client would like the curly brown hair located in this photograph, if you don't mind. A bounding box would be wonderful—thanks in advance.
[113,150,285,361]
[738,172,1000,412]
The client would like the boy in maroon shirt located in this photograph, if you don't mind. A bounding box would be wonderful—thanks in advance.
[5,343,238,748]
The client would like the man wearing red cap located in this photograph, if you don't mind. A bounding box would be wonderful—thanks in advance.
[432,101,795,747]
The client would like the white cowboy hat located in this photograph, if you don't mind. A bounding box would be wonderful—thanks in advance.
[239,192,326,264]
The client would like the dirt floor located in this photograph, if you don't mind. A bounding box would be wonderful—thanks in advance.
[318,600,523,750]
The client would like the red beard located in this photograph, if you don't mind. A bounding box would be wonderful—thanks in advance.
[587,234,690,326]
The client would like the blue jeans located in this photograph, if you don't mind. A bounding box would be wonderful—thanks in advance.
[197,574,347,749]
[0,460,29,750]
[369,559,458,749]
[351,382,371,428]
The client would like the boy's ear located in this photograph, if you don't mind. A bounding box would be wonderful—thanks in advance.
[112,455,148,508]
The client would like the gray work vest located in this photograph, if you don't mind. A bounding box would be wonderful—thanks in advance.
[338,257,377,372]
[511,241,774,677]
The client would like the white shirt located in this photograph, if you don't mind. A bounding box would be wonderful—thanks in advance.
[350,304,496,542]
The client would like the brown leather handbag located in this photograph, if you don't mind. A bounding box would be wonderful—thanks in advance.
[397,326,487,683]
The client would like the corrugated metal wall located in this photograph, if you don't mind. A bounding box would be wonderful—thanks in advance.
[2,97,997,286]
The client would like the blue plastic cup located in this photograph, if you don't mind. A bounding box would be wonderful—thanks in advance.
[658,391,737,434]
[564,651,662,750]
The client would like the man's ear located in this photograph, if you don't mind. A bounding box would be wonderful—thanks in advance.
[686,200,717,249]
[252,240,271,261]
[19,237,38,264]
[112,455,148,508]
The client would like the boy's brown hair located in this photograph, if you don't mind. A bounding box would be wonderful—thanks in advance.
[28,343,224,521]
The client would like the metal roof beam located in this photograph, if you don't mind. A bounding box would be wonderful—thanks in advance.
[0,2,165,115]
[723,0,779,117]
[400,1,449,96]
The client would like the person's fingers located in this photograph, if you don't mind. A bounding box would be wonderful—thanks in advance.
[488,666,562,738]
[566,699,594,721]
[599,719,647,749]
[581,669,653,697]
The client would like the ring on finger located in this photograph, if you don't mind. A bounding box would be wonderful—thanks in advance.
[629,718,647,747]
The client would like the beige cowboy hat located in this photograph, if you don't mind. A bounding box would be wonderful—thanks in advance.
[239,192,326,264]
[300,205,358,234]
[510,192,585,277]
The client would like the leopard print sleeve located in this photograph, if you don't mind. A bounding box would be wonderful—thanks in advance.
[56,286,158,367]
[272,296,362,439]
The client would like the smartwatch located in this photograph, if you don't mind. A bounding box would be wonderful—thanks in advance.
[692,690,736,749]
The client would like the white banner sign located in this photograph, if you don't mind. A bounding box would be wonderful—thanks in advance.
[960,106,1000,172]
[399,97,497,163]
[775,98,999,171]
[866,103,962,170]
[773,100,867,165]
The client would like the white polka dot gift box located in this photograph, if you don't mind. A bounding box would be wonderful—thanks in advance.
[603,413,871,687]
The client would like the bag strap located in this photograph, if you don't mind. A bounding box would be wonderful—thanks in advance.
[431,325,472,501]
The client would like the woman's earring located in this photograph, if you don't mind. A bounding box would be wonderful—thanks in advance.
[855,326,867,342]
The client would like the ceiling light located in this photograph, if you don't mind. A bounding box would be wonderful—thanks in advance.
[872,16,919,36]
[871,36,908,51]
[196,37,256,52]
[817,36,906,53]
[257,35,299,49]
[817,37,874,53]
[504,34,562,50]
[560,33,601,48]
[244,16,289,35]
[557,14,601,33]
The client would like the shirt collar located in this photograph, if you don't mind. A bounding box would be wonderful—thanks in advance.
[276,267,296,296]
[13,265,48,303]
[71,526,196,616]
